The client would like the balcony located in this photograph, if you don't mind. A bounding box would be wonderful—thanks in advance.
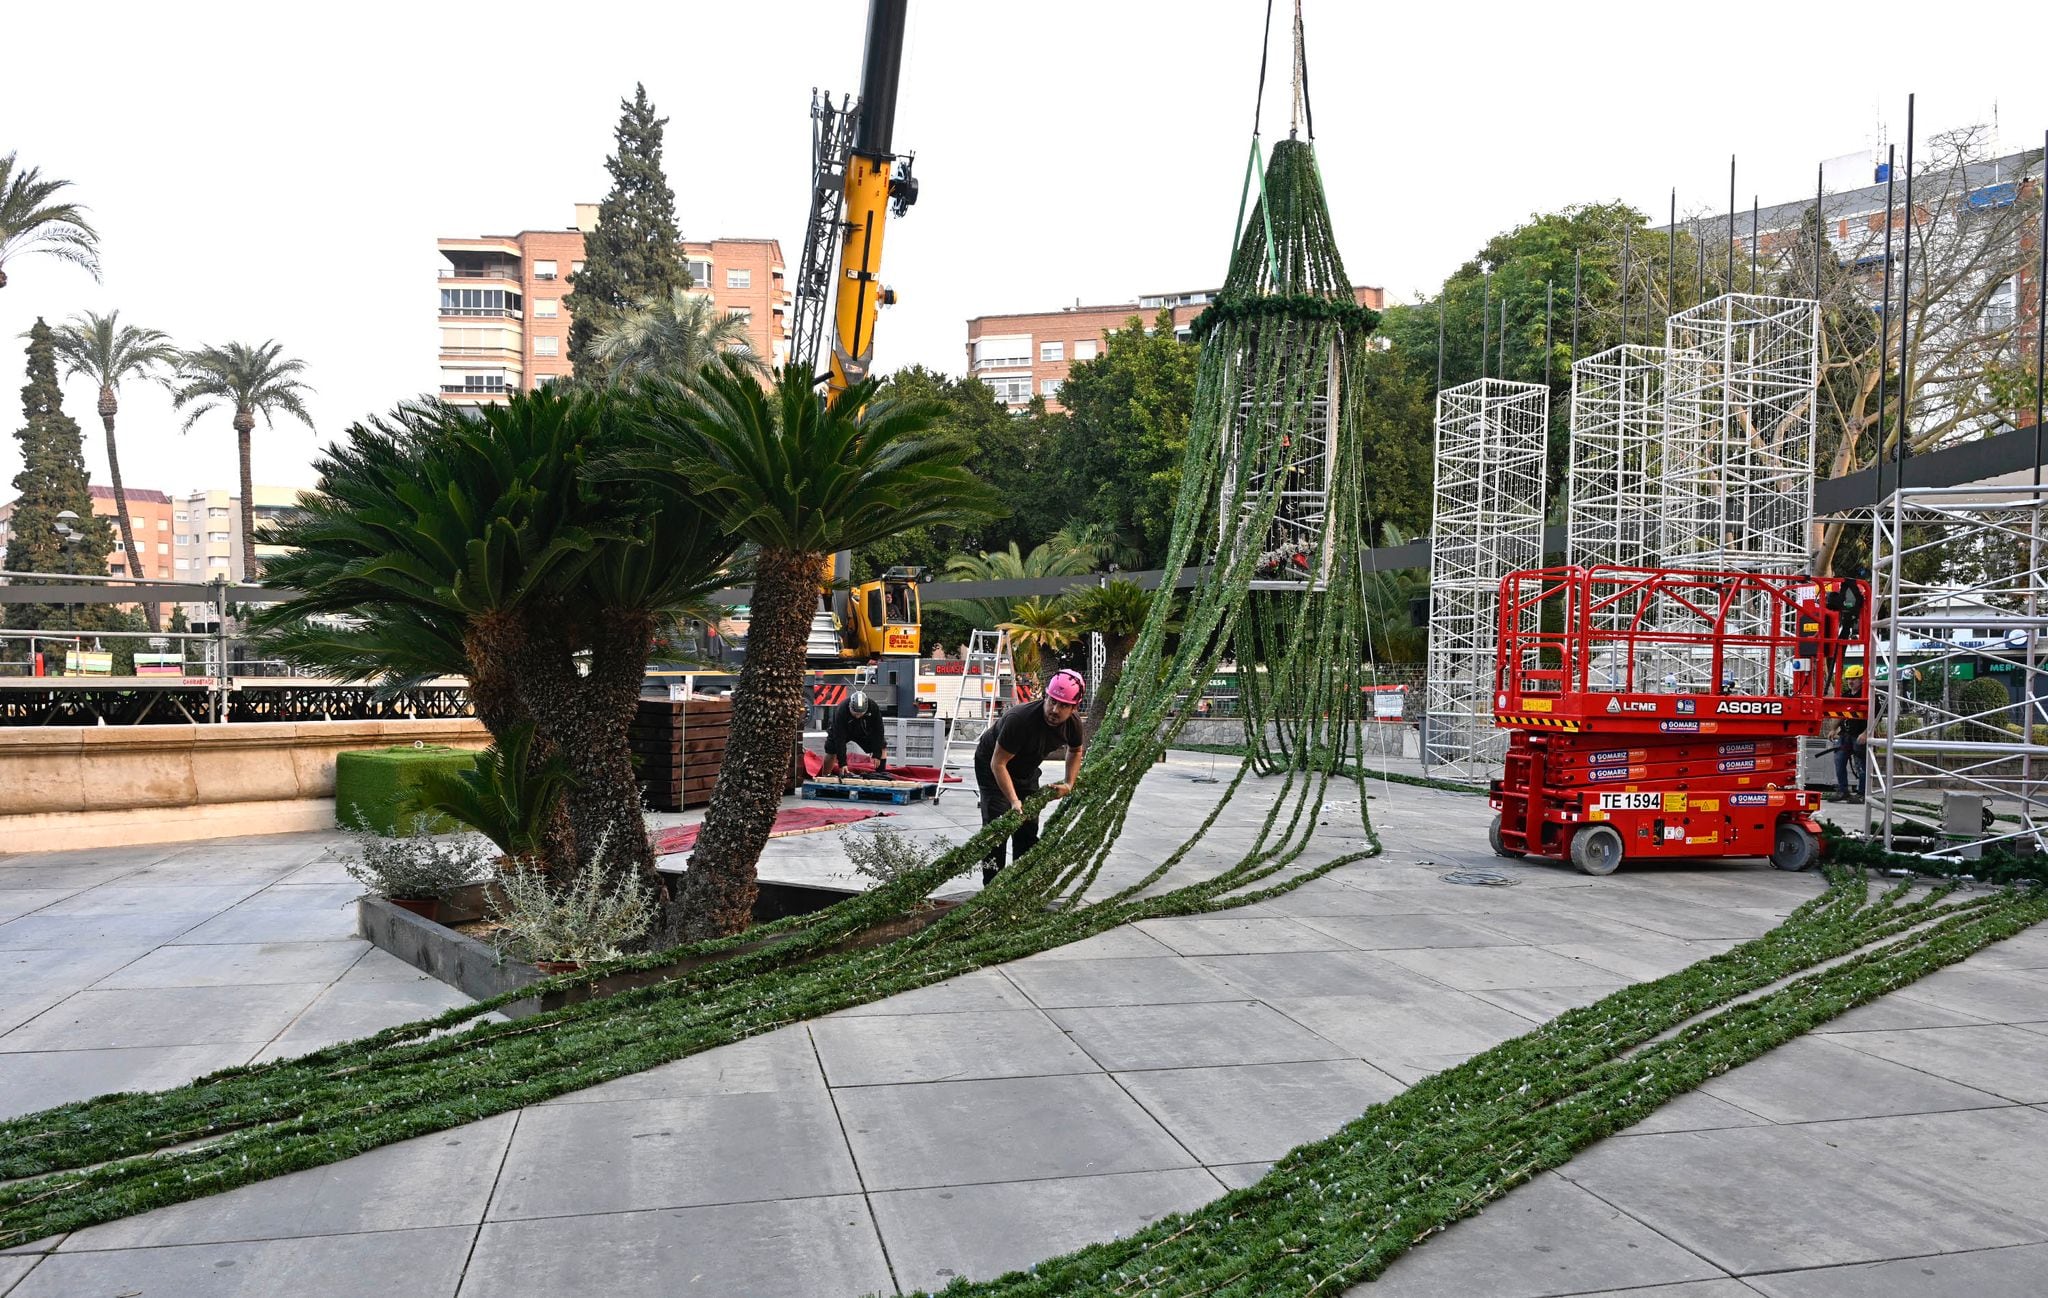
[440,265,522,281]
[438,307,523,320]
[438,346,523,357]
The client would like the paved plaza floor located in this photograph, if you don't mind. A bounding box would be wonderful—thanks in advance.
[2,751,2046,1296]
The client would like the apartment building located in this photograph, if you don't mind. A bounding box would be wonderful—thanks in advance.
[0,487,176,580]
[966,285,1385,411]
[436,206,789,402]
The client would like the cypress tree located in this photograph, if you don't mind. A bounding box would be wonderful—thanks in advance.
[565,84,688,374]
[6,318,114,638]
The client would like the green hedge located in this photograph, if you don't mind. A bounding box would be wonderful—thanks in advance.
[334,745,477,836]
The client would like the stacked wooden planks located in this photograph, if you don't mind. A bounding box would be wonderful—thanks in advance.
[631,697,732,811]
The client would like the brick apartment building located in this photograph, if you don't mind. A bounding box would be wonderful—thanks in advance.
[436,205,789,404]
[966,285,1385,411]
[0,486,176,581]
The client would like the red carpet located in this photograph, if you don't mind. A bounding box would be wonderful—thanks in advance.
[800,750,961,783]
[653,803,887,855]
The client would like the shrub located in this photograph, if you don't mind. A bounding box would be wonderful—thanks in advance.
[841,824,957,887]
[409,724,577,868]
[489,841,656,964]
[1958,677,2012,743]
[340,818,495,901]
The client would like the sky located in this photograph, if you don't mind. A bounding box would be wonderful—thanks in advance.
[2,0,2043,500]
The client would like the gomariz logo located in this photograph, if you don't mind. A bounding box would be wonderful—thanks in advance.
[1718,758,1757,773]
[1730,793,1770,807]
[1589,766,1630,782]
[1718,741,1757,756]
[1715,700,1785,716]
[1589,750,1632,765]
[1660,720,1701,733]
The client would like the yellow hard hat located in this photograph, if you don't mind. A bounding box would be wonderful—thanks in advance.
[1844,664,1864,680]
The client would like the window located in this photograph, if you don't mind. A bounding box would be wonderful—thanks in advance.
[174,558,190,571]
[208,531,230,543]
[534,298,559,318]
[534,374,560,387]
[208,555,229,569]
[1073,339,1099,361]
[175,534,190,545]
[571,260,584,275]
[534,335,560,356]
[157,542,169,554]
[728,306,751,323]
[1042,379,1063,400]
[208,508,229,519]
[439,287,522,317]
[174,512,188,523]
[726,268,751,289]
[984,375,1033,405]
[157,567,169,578]
[687,258,713,286]
[1985,276,2017,332]
[973,335,1033,369]
[1040,341,1063,362]
[157,518,168,530]
[534,259,557,279]
[449,374,507,393]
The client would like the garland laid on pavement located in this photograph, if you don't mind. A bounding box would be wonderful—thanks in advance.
[900,871,2047,1297]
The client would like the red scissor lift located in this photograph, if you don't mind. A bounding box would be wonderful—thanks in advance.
[1488,566,1870,876]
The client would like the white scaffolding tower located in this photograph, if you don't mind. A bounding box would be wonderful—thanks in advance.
[1221,342,1342,589]
[1657,293,1820,694]
[1424,378,1549,779]
[1566,344,1676,572]
[1868,482,2048,857]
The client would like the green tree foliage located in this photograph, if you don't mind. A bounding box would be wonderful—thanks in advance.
[167,340,315,581]
[0,152,99,290]
[589,288,757,384]
[566,84,688,374]
[5,320,116,637]
[1063,577,1152,734]
[933,538,1097,629]
[1353,346,1435,543]
[997,595,1076,682]
[1046,311,1200,566]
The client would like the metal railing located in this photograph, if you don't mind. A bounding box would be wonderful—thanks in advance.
[439,266,522,280]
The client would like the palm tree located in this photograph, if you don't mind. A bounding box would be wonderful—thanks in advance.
[998,595,1076,684]
[256,387,735,894]
[49,312,178,629]
[590,288,761,384]
[0,153,100,290]
[934,537,1097,628]
[622,359,1000,939]
[168,341,315,581]
[1064,578,1154,737]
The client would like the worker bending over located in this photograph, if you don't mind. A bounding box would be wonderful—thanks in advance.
[819,690,888,777]
[975,668,1086,885]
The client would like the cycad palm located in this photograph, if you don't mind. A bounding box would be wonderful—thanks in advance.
[621,359,1000,938]
[258,387,736,892]
[1064,577,1154,735]
[49,311,178,628]
[998,595,1076,683]
[590,289,761,383]
[168,341,315,581]
[0,153,100,290]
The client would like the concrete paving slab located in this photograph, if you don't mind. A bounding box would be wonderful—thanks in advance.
[167,883,364,944]
[1004,954,1245,1008]
[1011,925,1176,962]
[1569,895,1785,941]
[60,1113,517,1250]
[1745,1241,2048,1297]
[1456,907,1666,947]
[343,945,444,981]
[1817,995,1990,1033]
[0,946,152,999]
[827,969,1036,1017]
[1517,1283,1760,1298]
[0,983,324,1052]
[0,1256,35,1292]
[1617,1091,1773,1136]
[89,939,367,989]
[1191,949,1438,1002]
[1115,1058,1402,1165]
[810,1008,1097,1087]
[1793,1106,2048,1240]
[535,1025,823,1106]
[0,995,64,1036]
[834,1073,1196,1192]
[1376,944,1631,991]
[116,854,323,886]
[1210,1161,1272,1189]
[0,891,70,924]
[1558,1123,2031,1275]
[1361,1172,1724,1298]
[1699,1035,2011,1124]
[1548,938,1737,981]
[0,1043,257,1121]
[1962,929,2048,973]
[1051,1001,1350,1071]
[0,910,217,950]
[462,1194,894,1298]
[1132,916,1349,956]
[37,882,262,916]
[0,862,149,892]
[1470,983,1629,1023]
[252,969,476,1062]
[1292,912,1523,951]
[487,1087,861,1220]
[1268,993,1536,1072]
[1876,966,2048,1024]
[8,1225,474,1298]
[871,1167,1223,1292]
[1820,1024,2048,1104]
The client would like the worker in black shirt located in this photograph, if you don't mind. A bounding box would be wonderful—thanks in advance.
[819,689,888,777]
[975,668,1087,885]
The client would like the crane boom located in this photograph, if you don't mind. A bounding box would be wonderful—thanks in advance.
[824,0,915,404]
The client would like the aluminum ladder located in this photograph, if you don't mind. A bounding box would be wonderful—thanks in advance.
[935,628,1014,802]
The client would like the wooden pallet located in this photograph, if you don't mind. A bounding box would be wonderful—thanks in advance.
[801,778,936,805]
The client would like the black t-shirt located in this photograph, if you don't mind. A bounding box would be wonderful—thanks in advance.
[826,701,885,753]
[975,699,1084,782]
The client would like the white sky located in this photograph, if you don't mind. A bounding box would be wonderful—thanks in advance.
[2,0,2042,499]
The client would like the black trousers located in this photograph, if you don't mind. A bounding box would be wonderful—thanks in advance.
[976,768,1040,881]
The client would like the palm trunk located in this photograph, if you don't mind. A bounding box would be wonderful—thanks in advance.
[539,608,660,893]
[669,546,820,942]
[101,395,157,632]
[1084,637,1135,740]
[235,410,258,583]
[464,614,575,879]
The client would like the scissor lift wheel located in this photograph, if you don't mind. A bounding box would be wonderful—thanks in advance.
[1488,815,1524,859]
[1771,822,1818,872]
[1569,824,1625,876]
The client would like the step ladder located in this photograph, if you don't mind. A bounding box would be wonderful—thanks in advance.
[936,628,1015,802]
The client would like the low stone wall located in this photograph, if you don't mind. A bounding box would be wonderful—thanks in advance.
[0,719,491,853]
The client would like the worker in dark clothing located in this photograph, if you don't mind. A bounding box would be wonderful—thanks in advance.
[1824,571,1867,693]
[819,690,888,777]
[1830,665,1868,802]
[975,668,1087,885]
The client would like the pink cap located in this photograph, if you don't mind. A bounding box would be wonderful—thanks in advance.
[1046,669,1086,705]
